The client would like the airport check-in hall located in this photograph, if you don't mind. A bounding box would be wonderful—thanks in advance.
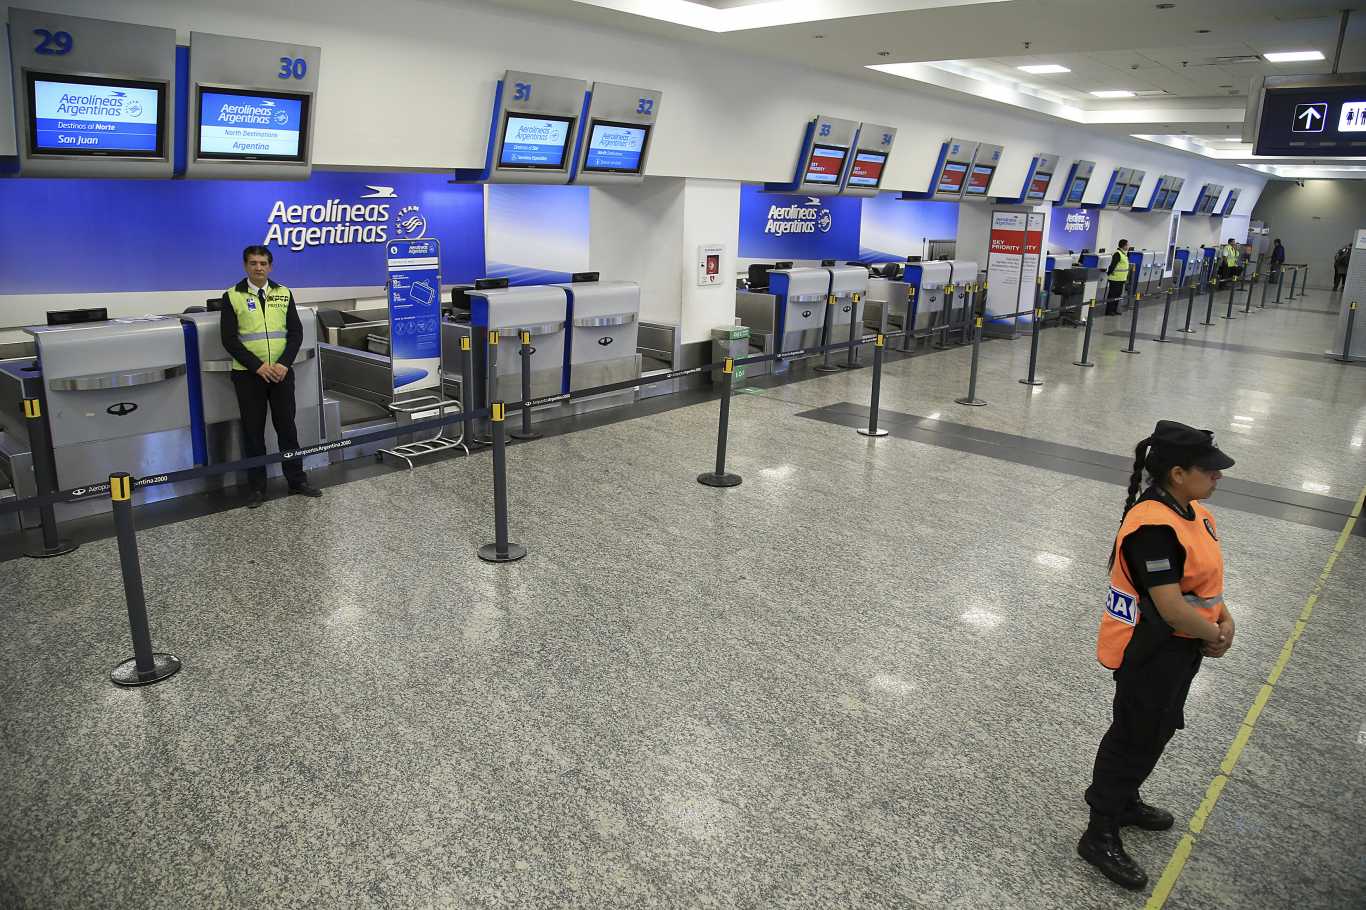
[2,1,1365,908]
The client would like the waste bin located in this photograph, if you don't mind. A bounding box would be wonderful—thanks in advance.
[712,324,750,387]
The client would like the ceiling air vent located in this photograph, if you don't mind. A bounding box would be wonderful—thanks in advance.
[1134,90,1171,96]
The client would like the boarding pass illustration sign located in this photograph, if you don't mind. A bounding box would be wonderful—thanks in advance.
[386,239,442,393]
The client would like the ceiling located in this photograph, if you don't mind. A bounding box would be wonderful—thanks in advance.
[484,0,1366,173]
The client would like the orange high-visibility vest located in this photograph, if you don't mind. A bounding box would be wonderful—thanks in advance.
[1099,498,1224,669]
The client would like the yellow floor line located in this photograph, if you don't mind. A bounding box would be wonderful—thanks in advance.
[1143,480,1366,910]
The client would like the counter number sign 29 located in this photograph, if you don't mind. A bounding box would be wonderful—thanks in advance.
[33,28,74,55]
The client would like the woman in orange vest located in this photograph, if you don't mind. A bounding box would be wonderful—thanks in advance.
[1078,420,1236,891]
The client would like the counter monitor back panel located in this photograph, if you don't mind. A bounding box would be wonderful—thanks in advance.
[25,71,167,158]
[1105,181,1124,207]
[804,144,848,184]
[937,161,968,194]
[965,164,994,196]
[1027,171,1053,200]
[847,150,888,188]
[1120,183,1140,208]
[1066,174,1089,203]
[581,119,650,174]
[498,113,576,169]
[196,86,309,162]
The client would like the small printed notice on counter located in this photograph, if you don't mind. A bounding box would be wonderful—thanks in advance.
[386,239,442,394]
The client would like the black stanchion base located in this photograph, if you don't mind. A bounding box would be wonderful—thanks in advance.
[1121,349,1142,355]
[1073,360,1095,368]
[1176,328,1197,334]
[697,472,742,487]
[1018,378,1044,386]
[1154,337,1170,343]
[856,427,889,437]
[22,536,79,559]
[1200,321,1217,327]
[478,542,527,563]
[955,396,988,406]
[111,653,182,687]
[837,361,865,370]
[1221,315,1237,320]
[508,430,542,441]
[813,364,842,373]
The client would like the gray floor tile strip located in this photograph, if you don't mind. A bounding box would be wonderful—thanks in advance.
[796,403,1360,534]
[1102,331,1366,365]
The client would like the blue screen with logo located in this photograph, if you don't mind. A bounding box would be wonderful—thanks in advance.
[1121,184,1139,207]
[583,121,649,173]
[500,115,574,168]
[199,89,307,161]
[1066,176,1088,203]
[28,73,164,156]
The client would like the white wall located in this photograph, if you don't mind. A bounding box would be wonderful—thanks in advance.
[3,0,1266,214]
[678,179,741,344]
[1252,180,1366,288]
[588,178,685,328]
[1097,210,1176,256]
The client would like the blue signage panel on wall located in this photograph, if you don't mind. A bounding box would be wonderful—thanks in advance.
[1047,206,1098,252]
[0,171,485,294]
[737,185,862,260]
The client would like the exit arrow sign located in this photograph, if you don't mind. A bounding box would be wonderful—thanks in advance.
[1293,102,1327,133]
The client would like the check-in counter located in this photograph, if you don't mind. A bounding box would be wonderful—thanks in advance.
[180,310,332,475]
[24,317,196,516]
[948,260,980,334]
[905,261,953,340]
[825,266,869,363]
[737,267,831,373]
[555,279,641,399]
[466,285,568,407]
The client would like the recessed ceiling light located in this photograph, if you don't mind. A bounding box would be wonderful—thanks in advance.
[1018,64,1071,74]
[812,34,825,39]
[1196,28,1211,33]
[1091,90,1137,98]
[877,50,891,56]
[1156,2,1175,7]
[1264,50,1325,63]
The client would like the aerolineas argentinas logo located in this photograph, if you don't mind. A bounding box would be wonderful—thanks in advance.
[262,185,426,251]
[765,197,833,237]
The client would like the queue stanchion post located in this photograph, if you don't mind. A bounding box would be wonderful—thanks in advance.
[1335,301,1358,363]
[508,330,541,441]
[1178,281,1197,334]
[1244,274,1256,314]
[1288,267,1299,300]
[1019,305,1045,385]
[898,288,917,354]
[841,292,864,369]
[20,397,77,559]
[477,402,527,563]
[458,335,478,450]
[108,473,182,687]
[1223,277,1238,320]
[1074,301,1097,368]
[1202,278,1218,326]
[474,329,499,446]
[816,295,841,373]
[1155,288,1173,342]
[1275,269,1285,305]
[955,317,987,406]
[698,357,742,487]
[856,334,889,438]
[1260,270,1271,309]
[1121,291,1142,354]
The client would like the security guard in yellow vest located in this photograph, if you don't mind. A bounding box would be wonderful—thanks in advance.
[1104,239,1131,315]
[1078,421,1236,890]
[1220,238,1240,283]
[220,245,322,508]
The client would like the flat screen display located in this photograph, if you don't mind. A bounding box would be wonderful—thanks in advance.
[1202,194,1219,214]
[1120,184,1140,207]
[804,144,847,184]
[26,72,165,157]
[1254,80,1366,157]
[847,150,888,188]
[1153,188,1170,210]
[937,161,968,194]
[197,87,308,161]
[1026,172,1052,200]
[1066,175,1088,203]
[582,120,649,174]
[499,114,575,169]
[965,164,994,196]
[1105,181,1124,207]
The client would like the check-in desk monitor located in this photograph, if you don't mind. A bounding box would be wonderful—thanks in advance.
[965,164,994,197]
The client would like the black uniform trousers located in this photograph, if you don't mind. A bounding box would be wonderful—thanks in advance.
[1334,270,1348,292]
[1105,280,1126,315]
[231,370,306,492]
[1085,636,1203,818]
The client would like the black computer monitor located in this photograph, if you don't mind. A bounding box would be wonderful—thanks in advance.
[46,307,108,326]
[748,264,775,289]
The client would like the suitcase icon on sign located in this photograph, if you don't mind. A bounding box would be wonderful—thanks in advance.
[408,280,435,307]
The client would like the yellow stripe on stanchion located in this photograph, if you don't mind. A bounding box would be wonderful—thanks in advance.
[491,402,506,422]
[975,316,983,329]
[520,330,531,346]
[23,398,41,419]
[853,292,862,303]
[1035,308,1043,320]
[460,336,471,352]
[489,329,499,345]
[827,295,836,306]
[876,334,885,348]
[723,357,734,375]
[111,475,132,502]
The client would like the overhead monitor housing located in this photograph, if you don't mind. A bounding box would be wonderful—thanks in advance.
[841,122,896,197]
[1022,153,1060,202]
[572,82,662,184]
[762,114,859,196]
[933,138,978,201]
[186,31,321,180]
[1219,188,1241,217]
[962,143,1002,201]
[1055,160,1096,207]
[7,7,177,178]
[454,70,590,185]
[1120,169,1145,209]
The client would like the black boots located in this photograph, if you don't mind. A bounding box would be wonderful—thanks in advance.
[1120,798,1175,831]
[1078,816,1149,891]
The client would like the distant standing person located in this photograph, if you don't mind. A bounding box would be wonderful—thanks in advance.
[221,245,323,508]
[1219,238,1240,284]
[1334,244,1351,292]
[1269,239,1285,282]
[1105,240,1131,316]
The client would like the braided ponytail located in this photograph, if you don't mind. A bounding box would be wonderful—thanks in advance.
[1109,437,1152,569]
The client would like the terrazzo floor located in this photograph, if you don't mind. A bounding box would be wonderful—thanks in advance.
[1,287,1363,909]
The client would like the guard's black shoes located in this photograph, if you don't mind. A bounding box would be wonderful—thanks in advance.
[246,490,265,510]
[288,482,323,498]
[1078,825,1148,891]
[1120,798,1175,831]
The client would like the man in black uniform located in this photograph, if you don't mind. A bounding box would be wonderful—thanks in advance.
[1104,239,1131,316]
[220,245,323,508]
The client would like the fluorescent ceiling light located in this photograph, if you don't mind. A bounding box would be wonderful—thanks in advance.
[1018,64,1071,74]
[1091,90,1136,98]
[1264,50,1325,63]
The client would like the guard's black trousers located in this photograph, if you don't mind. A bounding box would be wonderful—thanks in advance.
[1085,637,1203,818]
[231,370,306,492]
[1105,280,1126,315]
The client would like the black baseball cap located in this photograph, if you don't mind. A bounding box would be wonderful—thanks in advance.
[1149,420,1235,470]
